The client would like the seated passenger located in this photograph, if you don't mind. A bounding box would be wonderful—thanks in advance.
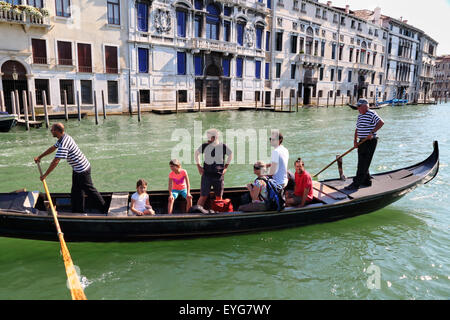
[239,161,269,212]
[130,179,155,216]
[168,159,192,214]
[286,158,313,207]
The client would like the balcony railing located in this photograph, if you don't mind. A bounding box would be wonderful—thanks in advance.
[304,76,318,85]
[78,66,93,73]
[0,7,50,28]
[32,57,48,64]
[191,38,237,54]
[298,53,323,66]
[105,67,119,74]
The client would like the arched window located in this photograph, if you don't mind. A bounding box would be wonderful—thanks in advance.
[206,4,220,40]
[360,41,367,64]
[305,27,314,55]
[236,19,246,46]
[255,24,264,49]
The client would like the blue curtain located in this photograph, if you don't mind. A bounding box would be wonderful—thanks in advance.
[224,6,231,16]
[177,10,186,37]
[256,28,263,49]
[267,0,272,9]
[265,63,270,80]
[255,61,261,79]
[194,56,203,76]
[222,59,230,77]
[236,58,243,78]
[177,52,186,75]
[237,24,244,46]
[266,32,270,51]
[138,48,148,73]
[137,3,148,32]
[194,0,203,10]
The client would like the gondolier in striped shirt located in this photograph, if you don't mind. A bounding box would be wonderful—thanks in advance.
[34,123,106,213]
[345,99,385,191]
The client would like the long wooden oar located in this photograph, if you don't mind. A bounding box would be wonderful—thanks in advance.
[37,162,87,300]
[313,137,369,178]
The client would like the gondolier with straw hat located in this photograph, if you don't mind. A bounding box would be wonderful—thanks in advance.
[345,99,384,191]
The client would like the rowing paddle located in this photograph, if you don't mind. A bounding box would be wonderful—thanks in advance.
[36,162,87,300]
[313,137,370,179]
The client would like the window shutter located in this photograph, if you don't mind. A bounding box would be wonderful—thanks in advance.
[194,56,203,76]
[177,52,186,75]
[137,3,148,32]
[138,48,148,73]
[222,58,230,77]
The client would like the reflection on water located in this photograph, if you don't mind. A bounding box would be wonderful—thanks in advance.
[0,104,449,299]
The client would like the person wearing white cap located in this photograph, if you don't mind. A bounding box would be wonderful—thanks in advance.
[345,99,384,191]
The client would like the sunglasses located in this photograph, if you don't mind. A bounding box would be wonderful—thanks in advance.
[253,166,263,170]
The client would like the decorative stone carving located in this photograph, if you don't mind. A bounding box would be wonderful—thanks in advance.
[277,17,283,27]
[244,25,254,48]
[154,9,171,33]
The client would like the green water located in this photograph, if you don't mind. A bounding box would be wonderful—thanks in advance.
[0,104,449,300]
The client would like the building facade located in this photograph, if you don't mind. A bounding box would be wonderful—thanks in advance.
[433,55,450,100]
[0,0,128,115]
[0,0,439,115]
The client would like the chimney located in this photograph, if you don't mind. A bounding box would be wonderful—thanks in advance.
[373,7,381,25]
[327,1,332,7]
[345,5,350,13]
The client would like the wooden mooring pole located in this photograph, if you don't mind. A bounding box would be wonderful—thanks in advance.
[94,91,99,125]
[0,90,5,113]
[29,90,36,121]
[22,90,30,131]
[11,91,16,115]
[63,90,69,121]
[15,90,21,117]
[43,91,49,128]
[76,90,81,121]
[137,91,141,122]
[102,90,106,119]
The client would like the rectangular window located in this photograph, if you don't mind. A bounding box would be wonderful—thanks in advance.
[178,90,187,103]
[224,6,231,16]
[266,31,271,51]
[34,79,50,105]
[319,67,324,81]
[177,52,186,75]
[291,64,296,79]
[77,43,92,73]
[331,43,336,60]
[224,21,231,42]
[300,38,304,53]
[349,48,353,62]
[236,90,243,101]
[267,0,271,9]
[138,48,149,73]
[237,23,244,46]
[338,69,342,82]
[290,35,297,54]
[256,27,263,50]
[107,0,120,25]
[56,0,71,18]
[223,80,230,102]
[194,55,203,76]
[194,15,202,38]
[107,81,119,104]
[330,68,335,81]
[105,46,118,74]
[222,58,230,77]
[195,79,203,102]
[236,57,243,78]
[348,70,352,83]
[59,80,74,105]
[177,10,186,37]
[339,45,343,60]
[276,62,281,78]
[32,39,47,64]
[255,60,261,79]
[27,0,43,8]
[265,62,270,80]
[137,3,148,32]
[140,90,150,104]
[321,41,325,57]
[57,41,72,65]
[276,32,283,51]
[80,80,93,104]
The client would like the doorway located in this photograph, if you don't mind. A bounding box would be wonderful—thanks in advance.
[1,60,28,114]
[304,86,312,105]
[206,80,220,107]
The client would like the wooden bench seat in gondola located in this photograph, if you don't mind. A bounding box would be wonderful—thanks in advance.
[0,190,39,213]
[108,192,129,217]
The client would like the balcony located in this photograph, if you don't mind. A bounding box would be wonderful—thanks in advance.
[0,6,50,29]
[191,38,237,55]
[297,53,323,67]
[304,76,318,85]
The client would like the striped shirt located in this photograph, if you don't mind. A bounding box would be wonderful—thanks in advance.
[54,134,90,173]
[356,110,382,139]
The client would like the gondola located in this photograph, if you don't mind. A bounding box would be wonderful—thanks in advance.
[0,142,439,242]
[0,112,18,132]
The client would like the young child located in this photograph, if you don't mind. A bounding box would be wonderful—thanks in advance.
[130,179,155,216]
[168,159,192,214]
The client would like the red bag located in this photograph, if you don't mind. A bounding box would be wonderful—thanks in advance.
[210,198,234,213]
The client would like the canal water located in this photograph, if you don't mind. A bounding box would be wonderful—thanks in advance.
[0,104,448,300]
